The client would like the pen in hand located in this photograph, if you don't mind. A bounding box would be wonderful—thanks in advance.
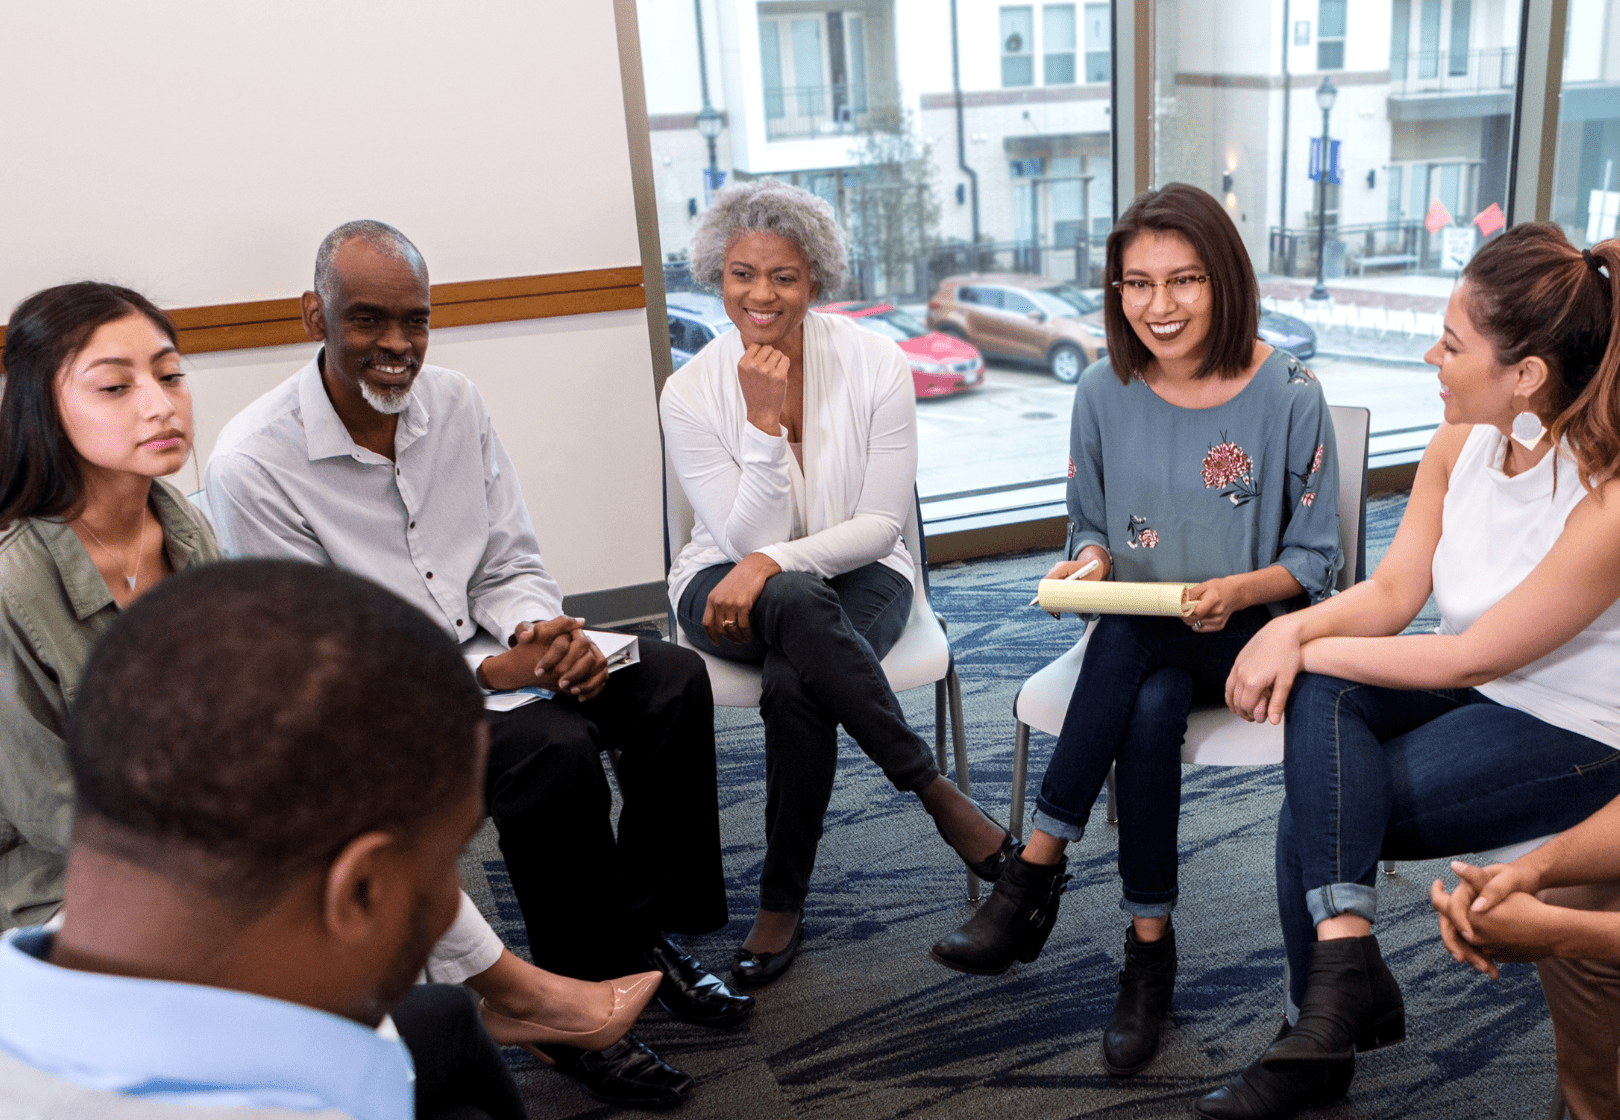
[1030,558,1101,607]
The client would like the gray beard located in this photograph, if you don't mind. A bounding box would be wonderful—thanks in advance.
[360,381,412,415]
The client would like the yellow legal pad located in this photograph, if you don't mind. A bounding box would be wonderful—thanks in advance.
[1036,579,1199,617]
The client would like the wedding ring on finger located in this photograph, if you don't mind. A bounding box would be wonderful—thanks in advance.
[723,619,737,629]
[1192,620,1203,631]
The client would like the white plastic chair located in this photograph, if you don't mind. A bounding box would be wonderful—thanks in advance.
[1007,405,1370,837]
[662,452,980,900]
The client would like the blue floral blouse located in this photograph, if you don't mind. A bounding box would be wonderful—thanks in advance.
[1066,347,1343,604]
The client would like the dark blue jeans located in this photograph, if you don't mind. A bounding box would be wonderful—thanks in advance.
[1033,607,1272,917]
[679,562,939,911]
[1277,673,1620,1009]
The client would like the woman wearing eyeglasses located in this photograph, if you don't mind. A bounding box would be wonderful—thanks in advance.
[930,183,1342,1079]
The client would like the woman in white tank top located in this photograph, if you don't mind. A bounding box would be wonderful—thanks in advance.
[1195,225,1620,1120]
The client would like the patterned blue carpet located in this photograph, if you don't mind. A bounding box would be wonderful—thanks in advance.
[461,493,1555,1118]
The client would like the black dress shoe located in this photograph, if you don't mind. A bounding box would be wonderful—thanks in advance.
[645,934,754,1027]
[929,848,1070,975]
[535,1032,694,1110]
[732,917,805,986]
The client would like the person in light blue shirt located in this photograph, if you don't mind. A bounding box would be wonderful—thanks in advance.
[0,559,507,1120]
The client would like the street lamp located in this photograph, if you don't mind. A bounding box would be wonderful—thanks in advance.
[696,105,722,202]
[693,0,722,205]
[1310,75,1338,301]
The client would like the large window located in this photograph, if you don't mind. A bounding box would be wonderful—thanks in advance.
[1550,0,1620,248]
[1001,7,1034,87]
[1043,4,1076,85]
[1153,0,1519,470]
[759,12,869,139]
[1317,0,1347,70]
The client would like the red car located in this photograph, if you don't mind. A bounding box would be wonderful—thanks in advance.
[819,301,985,398]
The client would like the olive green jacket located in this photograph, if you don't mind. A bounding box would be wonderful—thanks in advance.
[0,480,219,929]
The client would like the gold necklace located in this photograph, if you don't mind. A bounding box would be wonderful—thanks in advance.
[77,516,144,591]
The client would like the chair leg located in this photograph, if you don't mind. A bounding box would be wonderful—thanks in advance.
[945,667,979,903]
[934,680,949,775]
[1382,859,1395,875]
[1104,763,1118,825]
[1011,721,1030,842]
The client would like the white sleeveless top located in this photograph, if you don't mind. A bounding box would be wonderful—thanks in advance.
[1432,425,1620,750]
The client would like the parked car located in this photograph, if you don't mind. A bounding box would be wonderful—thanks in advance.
[665,291,733,369]
[819,301,984,398]
[926,273,1107,383]
[1258,307,1316,360]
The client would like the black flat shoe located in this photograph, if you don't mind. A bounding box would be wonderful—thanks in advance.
[732,917,805,986]
[644,934,754,1028]
[1193,1049,1353,1120]
[533,1032,694,1110]
[934,803,1017,881]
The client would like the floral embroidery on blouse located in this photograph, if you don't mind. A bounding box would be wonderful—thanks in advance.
[1292,444,1326,508]
[1202,435,1259,507]
[1067,456,1076,479]
[1126,515,1159,549]
[1286,359,1317,385]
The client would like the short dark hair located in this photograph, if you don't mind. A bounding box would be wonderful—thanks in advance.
[1463,224,1620,491]
[1102,183,1260,382]
[0,282,179,529]
[68,560,485,911]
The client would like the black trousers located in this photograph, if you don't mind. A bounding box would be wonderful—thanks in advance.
[394,983,525,1120]
[485,637,728,980]
[678,564,939,911]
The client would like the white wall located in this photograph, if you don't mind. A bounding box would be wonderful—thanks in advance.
[5,0,665,600]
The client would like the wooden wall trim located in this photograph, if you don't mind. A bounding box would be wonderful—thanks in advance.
[0,266,646,355]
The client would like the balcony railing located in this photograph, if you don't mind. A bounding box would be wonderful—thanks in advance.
[1389,46,1517,96]
[763,79,898,141]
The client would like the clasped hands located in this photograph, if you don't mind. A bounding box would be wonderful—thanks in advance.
[1429,860,1563,980]
[477,616,609,700]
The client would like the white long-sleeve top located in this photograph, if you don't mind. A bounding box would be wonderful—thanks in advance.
[662,311,917,611]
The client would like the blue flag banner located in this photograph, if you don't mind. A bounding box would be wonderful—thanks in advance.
[1308,138,1342,185]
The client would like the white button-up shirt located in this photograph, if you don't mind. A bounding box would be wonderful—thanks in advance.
[205,356,563,646]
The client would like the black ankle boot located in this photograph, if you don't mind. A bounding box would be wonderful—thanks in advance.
[1263,935,1404,1068]
[1101,922,1176,1077]
[1193,1049,1353,1120]
[928,847,1070,975]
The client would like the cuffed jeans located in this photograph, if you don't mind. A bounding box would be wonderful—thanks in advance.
[1033,607,1271,917]
[679,562,940,912]
[1277,672,1620,1009]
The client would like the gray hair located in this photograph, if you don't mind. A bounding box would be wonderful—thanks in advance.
[312,220,427,305]
[690,180,848,297]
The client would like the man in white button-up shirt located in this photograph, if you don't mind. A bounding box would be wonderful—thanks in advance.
[206,222,751,1109]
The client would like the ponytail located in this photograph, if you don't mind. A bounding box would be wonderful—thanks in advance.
[1462,225,1620,491]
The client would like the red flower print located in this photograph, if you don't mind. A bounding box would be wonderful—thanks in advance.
[1067,456,1076,479]
[1203,434,1259,507]
[1310,444,1324,476]
[1301,492,1316,507]
[1202,440,1253,489]
[1126,515,1159,549]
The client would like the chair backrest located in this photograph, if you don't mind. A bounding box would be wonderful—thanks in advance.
[1327,404,1370,590]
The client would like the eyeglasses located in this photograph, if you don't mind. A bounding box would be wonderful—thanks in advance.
[1111,275,1210,308]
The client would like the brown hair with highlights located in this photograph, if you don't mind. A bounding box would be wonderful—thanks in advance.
[1462,224,1620,491]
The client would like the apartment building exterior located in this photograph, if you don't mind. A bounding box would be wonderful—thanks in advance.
[637,0,1620,292]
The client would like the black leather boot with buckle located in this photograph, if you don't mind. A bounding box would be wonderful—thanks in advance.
[928,846,1071,975]
[1101,921,1176,1077]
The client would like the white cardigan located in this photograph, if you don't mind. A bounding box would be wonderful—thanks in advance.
[661,311,917,612]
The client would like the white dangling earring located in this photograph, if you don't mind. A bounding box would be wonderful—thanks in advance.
[1510,411,1546,451]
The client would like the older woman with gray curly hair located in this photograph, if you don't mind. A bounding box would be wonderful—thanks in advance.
[660,179,1014,985]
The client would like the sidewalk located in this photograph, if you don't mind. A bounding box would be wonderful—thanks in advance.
[1261,273,1451,364]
